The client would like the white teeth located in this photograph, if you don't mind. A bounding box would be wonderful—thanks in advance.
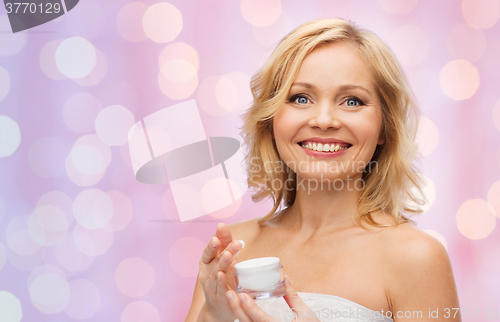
[301,142,350,153]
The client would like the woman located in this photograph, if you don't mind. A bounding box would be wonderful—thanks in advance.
[185,18,460,322]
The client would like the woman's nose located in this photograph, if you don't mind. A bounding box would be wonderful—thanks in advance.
[308,102,341,130]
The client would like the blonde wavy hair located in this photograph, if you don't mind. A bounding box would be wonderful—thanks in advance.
[239,18,427,228]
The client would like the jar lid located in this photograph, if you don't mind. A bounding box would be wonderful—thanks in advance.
[234,257,280,275]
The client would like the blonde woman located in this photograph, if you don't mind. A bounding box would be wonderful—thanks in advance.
[185,18,460,322]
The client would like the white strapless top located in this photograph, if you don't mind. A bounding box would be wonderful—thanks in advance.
[235,292,393,322]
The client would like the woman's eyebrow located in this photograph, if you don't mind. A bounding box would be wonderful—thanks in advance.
[291,82,371,95]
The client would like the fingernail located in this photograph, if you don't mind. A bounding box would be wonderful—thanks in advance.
[238,293,246,303]
[226,291,233,302]
[210,238,217,248]
[238,240,245,248]
[222,251,229,262]
[217,272,221,281]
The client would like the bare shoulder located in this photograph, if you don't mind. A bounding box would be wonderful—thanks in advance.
[376,220,460,313]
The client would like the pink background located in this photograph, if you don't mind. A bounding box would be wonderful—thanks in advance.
[0,0,499,321]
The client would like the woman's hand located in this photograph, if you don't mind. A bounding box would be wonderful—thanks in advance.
[197,223,244,322]
[225,275,322,322]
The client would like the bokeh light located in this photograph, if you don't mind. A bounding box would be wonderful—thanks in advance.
[6,215,42,256]
[0,115,21,158]
[158,42,199,71]
[462,0,500,29]
[115,257,155,297]
[158,60,198,99]
[74,189,113,230]
[198,75,233,116]
[378,0,418,14]
[73,223,114,256]
[456,199,496,240]
[0,15,27,56]
[446,24,486,62]
[0,291,22,322]
[487,180,500,218]
[415,116,439,156]
[65,134,111,187]
[28,205,69,246]
[5,245,45,271]
[63,92,102,133]
[143,3,183,43]
[240,0,281,27]
[169,237,205,277]
[56,37,97,79]
[0,65,10,103]
[28,266,70,314]
[121,301,161,322]
[64,280,101,320]
[493,99,500,131]
[40,39,67,80]
[116,2,149,43]
[424,229,448,251]
[440,59,480,100]
[28,137,67,178]
[73,47,108,87]
[56,233,95,272]
[95,105,136,146]
[107,191,133,231]
[389,25,429,66]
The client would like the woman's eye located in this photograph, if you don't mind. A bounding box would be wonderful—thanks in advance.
[346,99,358,107]
[289,95,309,104]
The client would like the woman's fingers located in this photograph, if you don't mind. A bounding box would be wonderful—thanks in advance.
[216,223,233,251]
[226,291,279,322]
[283,275,321,321]
[199,236,219,265]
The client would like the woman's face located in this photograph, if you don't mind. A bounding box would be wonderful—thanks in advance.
[273,41,385,183]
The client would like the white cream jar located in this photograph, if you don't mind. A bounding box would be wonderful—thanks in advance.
[233,257,286,299]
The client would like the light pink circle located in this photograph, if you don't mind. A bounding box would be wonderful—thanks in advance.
[456,199,496,240]
[73,223,114,256]
[6,215,42,256]
[440,59,480,100]
[378,0,418,14]
[493,99,500,131]
[143,3,183,43]
[487,181,500,218]
[63,92,102,133]
[240,0,281,27]
[121,301,160,322]
[74,189,113,230]
[55,233,95,272]
[28,269,70,314]
[95,105,136,146]
[29,205,68,246]
[107,191,133,231]
[158,63,198,100]
[389,25,429,66]
[169,237,205,277]
[116,2,149,42]
[115,257,155,297]
[64,279,101,320]
[28,137,68,178]
[462,0,500,29]
[446,24,486,62]
[197,75,231,116]
[73,47,108,87]
[40,39,67,80]
[159,42,199,71]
